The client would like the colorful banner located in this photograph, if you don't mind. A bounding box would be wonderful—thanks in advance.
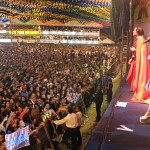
[5,126,30,150]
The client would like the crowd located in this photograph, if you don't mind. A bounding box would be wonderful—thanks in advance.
[0,43,118,149]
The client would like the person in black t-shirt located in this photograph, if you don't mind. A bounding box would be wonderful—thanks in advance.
[94,85,103,122]
[107,78,113,103]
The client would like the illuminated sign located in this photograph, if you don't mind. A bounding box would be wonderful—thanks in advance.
[0,39,11,43]
[42,31,49,35]
[0,30,6,33]
[25,31,30,34]
[9,30,40,35]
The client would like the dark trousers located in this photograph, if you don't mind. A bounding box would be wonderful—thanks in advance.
[63,127,78,150]
[107,93,112,103]
[77,126,82,145]
[96,104,101,121]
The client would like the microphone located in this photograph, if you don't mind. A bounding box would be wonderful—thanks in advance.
[144,37,150,43]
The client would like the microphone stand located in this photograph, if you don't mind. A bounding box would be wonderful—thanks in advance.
[144,37,150,44]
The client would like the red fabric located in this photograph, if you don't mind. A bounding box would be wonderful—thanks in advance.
[126,37,137,91]
[130,36,150,103]
[126,60,136,91]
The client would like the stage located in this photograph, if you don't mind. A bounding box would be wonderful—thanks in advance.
[85,78,150,150]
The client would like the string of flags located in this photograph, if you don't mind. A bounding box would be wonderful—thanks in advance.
[0,0,111,26]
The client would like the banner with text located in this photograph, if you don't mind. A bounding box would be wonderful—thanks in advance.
[5,126,30,150]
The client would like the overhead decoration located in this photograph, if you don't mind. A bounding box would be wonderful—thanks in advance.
[44,19,64,26]
[83,21,103,28]
[0,0,111,28]
[19,17,30,23]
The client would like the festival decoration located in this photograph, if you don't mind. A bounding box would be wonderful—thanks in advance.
[0,0,111,28]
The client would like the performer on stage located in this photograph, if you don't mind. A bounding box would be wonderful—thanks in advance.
[140,79,150,123]
[129,27,150,103]
[126,28,137,91]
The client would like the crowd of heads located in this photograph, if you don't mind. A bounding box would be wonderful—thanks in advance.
[0,43,119,146]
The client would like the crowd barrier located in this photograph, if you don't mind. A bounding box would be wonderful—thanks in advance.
[20,120,63,150]
[19,92,96,150]
[4,64,120,150]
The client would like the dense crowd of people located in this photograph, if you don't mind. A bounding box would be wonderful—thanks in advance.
[0,43,119,149]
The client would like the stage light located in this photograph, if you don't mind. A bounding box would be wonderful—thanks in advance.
[61,39,67,43]
[0,30,6,33]
[69,40,73,43]
[42,31,49,35]
[0,39,11,43]
[71,31,76,35]
[81,40,86,43]
[87,40,92,44]
[57,31,62,35]
[50,31,56,34]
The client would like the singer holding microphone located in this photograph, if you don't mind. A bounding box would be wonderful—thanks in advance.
[128,27,150,103]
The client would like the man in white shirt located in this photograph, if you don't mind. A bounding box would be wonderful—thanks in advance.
[53,106,78,150]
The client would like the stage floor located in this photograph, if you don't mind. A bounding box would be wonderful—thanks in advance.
[85,78,150,150]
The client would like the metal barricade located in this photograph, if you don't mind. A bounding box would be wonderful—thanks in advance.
[20,120,63,150]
